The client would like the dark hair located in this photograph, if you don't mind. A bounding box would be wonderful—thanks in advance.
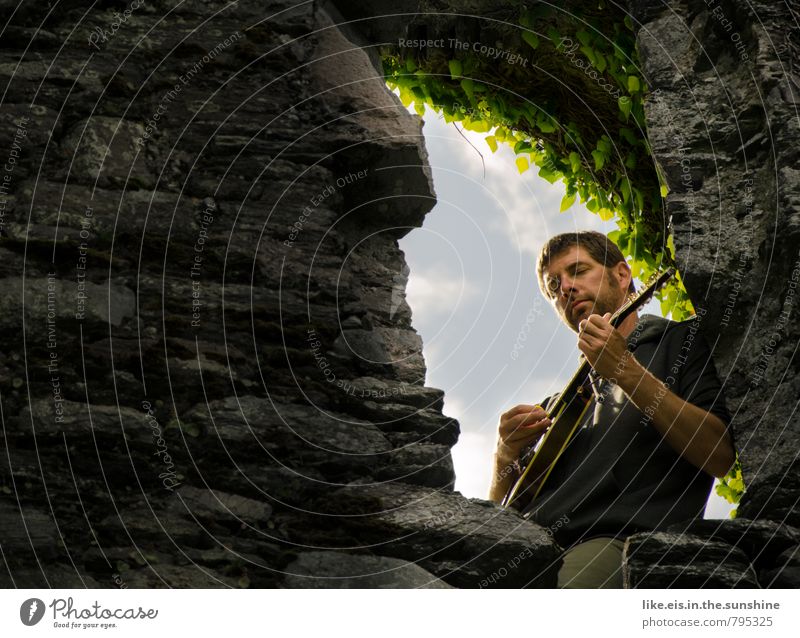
[537,230,635,298]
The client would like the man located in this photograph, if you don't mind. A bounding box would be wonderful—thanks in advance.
[488,230,736,588]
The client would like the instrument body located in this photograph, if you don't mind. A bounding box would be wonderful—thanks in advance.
[501,268,675,513]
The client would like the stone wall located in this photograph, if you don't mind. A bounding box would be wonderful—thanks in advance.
[2,0,798,589]
[327,0,800,587]
[624,0,800,587]
[0,0,559,588]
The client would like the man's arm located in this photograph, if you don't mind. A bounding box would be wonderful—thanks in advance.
[488,446,520,504]
[488,404,551,504]
[616,357,735,477]
[578,313,735,479]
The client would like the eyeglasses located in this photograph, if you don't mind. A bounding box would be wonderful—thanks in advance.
[545,275,561,297]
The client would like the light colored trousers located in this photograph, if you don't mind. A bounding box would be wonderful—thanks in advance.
[557,536,625,588]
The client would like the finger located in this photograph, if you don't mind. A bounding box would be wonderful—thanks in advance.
[579,313,606,332]
[579,324,601,338]
[512,410,551,430]
[505,418,551,443]
[501,403,545,426]
[502,409,549,437]
[578,339,602,364]
[581,318,613,339]
[501,411,547,438]
[501,404,542,421]
[578,331,603,349]
[586,313,612,329]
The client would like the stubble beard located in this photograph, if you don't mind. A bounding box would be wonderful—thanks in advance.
[565,279,625,332]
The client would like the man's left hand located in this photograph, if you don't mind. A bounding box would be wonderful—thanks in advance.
[577,313,631,381]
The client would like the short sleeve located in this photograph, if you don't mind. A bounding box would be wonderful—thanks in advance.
[674,321,732,429]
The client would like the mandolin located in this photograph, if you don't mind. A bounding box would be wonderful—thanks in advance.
[501,268,675,513]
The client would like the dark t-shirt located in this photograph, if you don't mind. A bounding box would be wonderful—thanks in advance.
[522,313,732,549]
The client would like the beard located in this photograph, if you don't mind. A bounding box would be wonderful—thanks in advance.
[564,275,626,331]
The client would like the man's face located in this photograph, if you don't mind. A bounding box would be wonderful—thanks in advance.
[542,245,630,332]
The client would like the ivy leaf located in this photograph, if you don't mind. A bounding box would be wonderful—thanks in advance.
[591,149,605,170]
[465,119,490,133]
[618,96,632,121]
[569,151,582,174]
[634,186,644,211]
[627,75,640,93]
[398,87,414,108]
[598,207,614,221]
[537,113,556,133]
[448,59,462,79]
[485,135,498,152]
[515,156,530,173]
[597,136,612,154]
[514,140,534,153]
[560,193,577,212]
[522,31,540,49]
[547,27,562,47]
[538,166,560,184]
[618,126,637,145]
[620,177,631,203]
[580,45,597,66]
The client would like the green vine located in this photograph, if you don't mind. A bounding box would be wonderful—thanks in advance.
[715,459,744,517]
[382,3,743,508]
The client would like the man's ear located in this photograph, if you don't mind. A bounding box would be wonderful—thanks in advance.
[615,261,632,291]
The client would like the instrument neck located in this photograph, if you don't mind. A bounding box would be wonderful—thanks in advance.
[611,308,640,339]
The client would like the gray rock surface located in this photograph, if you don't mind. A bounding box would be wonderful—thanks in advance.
[0,0,551,589]
[623,532,759,588]
[629,0,800,517]
[321,482,562,588]
[1,0,796,589]
[283,551,452,588]
[760,545,800,588]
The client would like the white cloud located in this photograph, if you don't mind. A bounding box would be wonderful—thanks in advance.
[420,113,616,257]
[405,269,479,317]
[450,430,495,500]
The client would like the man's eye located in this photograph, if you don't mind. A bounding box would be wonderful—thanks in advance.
[546,277,560,294]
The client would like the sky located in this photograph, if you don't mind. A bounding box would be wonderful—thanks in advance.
[397,105,735,519]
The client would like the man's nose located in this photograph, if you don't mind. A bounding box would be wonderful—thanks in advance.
[559,275,577,297]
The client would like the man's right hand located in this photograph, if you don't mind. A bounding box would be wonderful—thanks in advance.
[496,403,552,463]
[488,404,552,504]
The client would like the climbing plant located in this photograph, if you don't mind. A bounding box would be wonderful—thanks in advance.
[381,1,743,507]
